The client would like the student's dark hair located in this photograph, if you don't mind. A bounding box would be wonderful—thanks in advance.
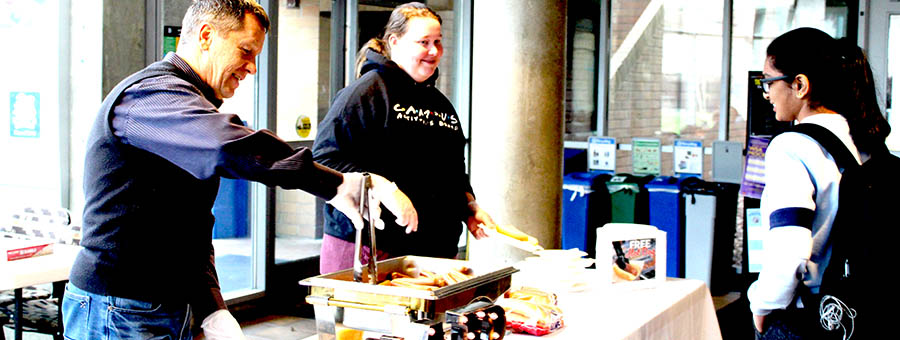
[180,0,270,48]
[354,2,441,78]
[767,27,890,153]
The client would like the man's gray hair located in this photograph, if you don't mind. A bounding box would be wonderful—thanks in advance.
[179,0,269,47]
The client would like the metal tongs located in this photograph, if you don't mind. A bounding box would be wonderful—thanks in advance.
[352,173,379,284]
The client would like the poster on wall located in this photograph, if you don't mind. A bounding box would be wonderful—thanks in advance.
[740,136,770,198]
[277,113,316,142]
[9,92,40,138]
[673,139,703,177]
[746,208,765,273]
[588,136,616,173]
[163,26,181,56]
[631,138,661,175]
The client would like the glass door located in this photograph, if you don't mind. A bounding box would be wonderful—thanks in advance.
[270,0,473,268]
[866,1,900,151]
[151,0,263,301]
[271,0,333,266]
[1,0,65,208]
[888,15,900,151]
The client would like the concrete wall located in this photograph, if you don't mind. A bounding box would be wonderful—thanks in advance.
[468,0,566,260]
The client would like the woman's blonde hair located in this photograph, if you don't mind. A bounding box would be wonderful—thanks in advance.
[354,2,441,78]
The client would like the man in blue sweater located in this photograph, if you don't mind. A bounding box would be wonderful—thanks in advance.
[62,1,417,339]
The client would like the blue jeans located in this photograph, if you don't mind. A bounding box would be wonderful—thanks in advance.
[61,283,192,340]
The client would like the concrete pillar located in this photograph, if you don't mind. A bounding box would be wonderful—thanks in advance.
[468,1,566,263]
[102,0,146,96]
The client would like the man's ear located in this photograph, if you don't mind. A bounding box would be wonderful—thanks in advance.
[795,74,810,99]
[198,23,214,51]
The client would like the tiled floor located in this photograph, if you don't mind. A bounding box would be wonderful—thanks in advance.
[213,314,318,340]
[2,314,318,340]
[4,294,749,340]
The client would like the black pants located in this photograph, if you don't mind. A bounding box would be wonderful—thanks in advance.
[755,308,843,340]
[755,309,806,340]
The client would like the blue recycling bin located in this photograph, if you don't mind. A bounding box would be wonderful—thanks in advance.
[646,175,690,278]
[562,172,611,259]
[212,178,250,239]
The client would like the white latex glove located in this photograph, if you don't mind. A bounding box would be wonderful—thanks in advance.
[200,309,245,340]
[327,172,418,233]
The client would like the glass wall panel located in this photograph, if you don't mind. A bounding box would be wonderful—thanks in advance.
[1,0,63,207]
[269,0,469,267]
[270,1,332,265]
[730,0,851,149]
[565,0,600,141]
[608,0,723,177]
[887,15,900,151]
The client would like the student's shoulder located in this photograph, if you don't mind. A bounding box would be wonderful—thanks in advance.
[766,131,839,169]
[770,130,826,153]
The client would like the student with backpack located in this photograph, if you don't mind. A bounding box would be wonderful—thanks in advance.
[747,27,892,339]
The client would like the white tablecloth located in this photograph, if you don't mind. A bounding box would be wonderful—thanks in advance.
[299,273,722,340]
[0,244,81,290]
[506,275,722,340]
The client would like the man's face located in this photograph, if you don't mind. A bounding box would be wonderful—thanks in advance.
[202,13,266,99]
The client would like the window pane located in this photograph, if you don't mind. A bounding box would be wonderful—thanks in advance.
[609,0,723,177]
[268,0,470,266]
[565,1,600,141]
[206,10,259,297]
[273,0,333,264]
[730,1,851,150]
[1,0,62,207]
[886,15,900,151]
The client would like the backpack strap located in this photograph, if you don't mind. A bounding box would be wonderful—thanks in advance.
[790,123,859,173]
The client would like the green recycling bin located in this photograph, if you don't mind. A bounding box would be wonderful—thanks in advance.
[605,174,654,224]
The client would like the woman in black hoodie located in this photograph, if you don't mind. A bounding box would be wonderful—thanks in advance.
[312,2,495,274]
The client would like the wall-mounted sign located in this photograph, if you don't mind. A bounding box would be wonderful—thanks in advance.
[588,136,616,173]
[632,138,661,175]
[746,208,764,273]
[163,26,181,56]
[295,115,312,138]
[9,91,40,138]
[673,139,703,177]
[740,136,770,199]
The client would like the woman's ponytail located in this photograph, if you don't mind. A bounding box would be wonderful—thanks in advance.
[354,38,389,79]
[836,37,891,154]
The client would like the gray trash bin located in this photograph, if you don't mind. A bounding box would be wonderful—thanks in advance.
[682,177,739,295]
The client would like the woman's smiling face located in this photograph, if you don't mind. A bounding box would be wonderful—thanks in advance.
[389,16,443,83]
[762,57,803,122]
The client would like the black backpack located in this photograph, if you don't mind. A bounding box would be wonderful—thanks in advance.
[790,123,900,340]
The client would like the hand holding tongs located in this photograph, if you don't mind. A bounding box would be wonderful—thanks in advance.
[353,173,379,284]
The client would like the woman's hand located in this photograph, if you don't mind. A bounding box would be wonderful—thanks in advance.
[465,200,494,240]
[753,314,766,333]
[328,172,418,233]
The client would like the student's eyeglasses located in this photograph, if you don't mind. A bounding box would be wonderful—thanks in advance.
[756,75,792,94]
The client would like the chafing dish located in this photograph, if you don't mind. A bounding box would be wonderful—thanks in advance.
[301,255,516,340]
